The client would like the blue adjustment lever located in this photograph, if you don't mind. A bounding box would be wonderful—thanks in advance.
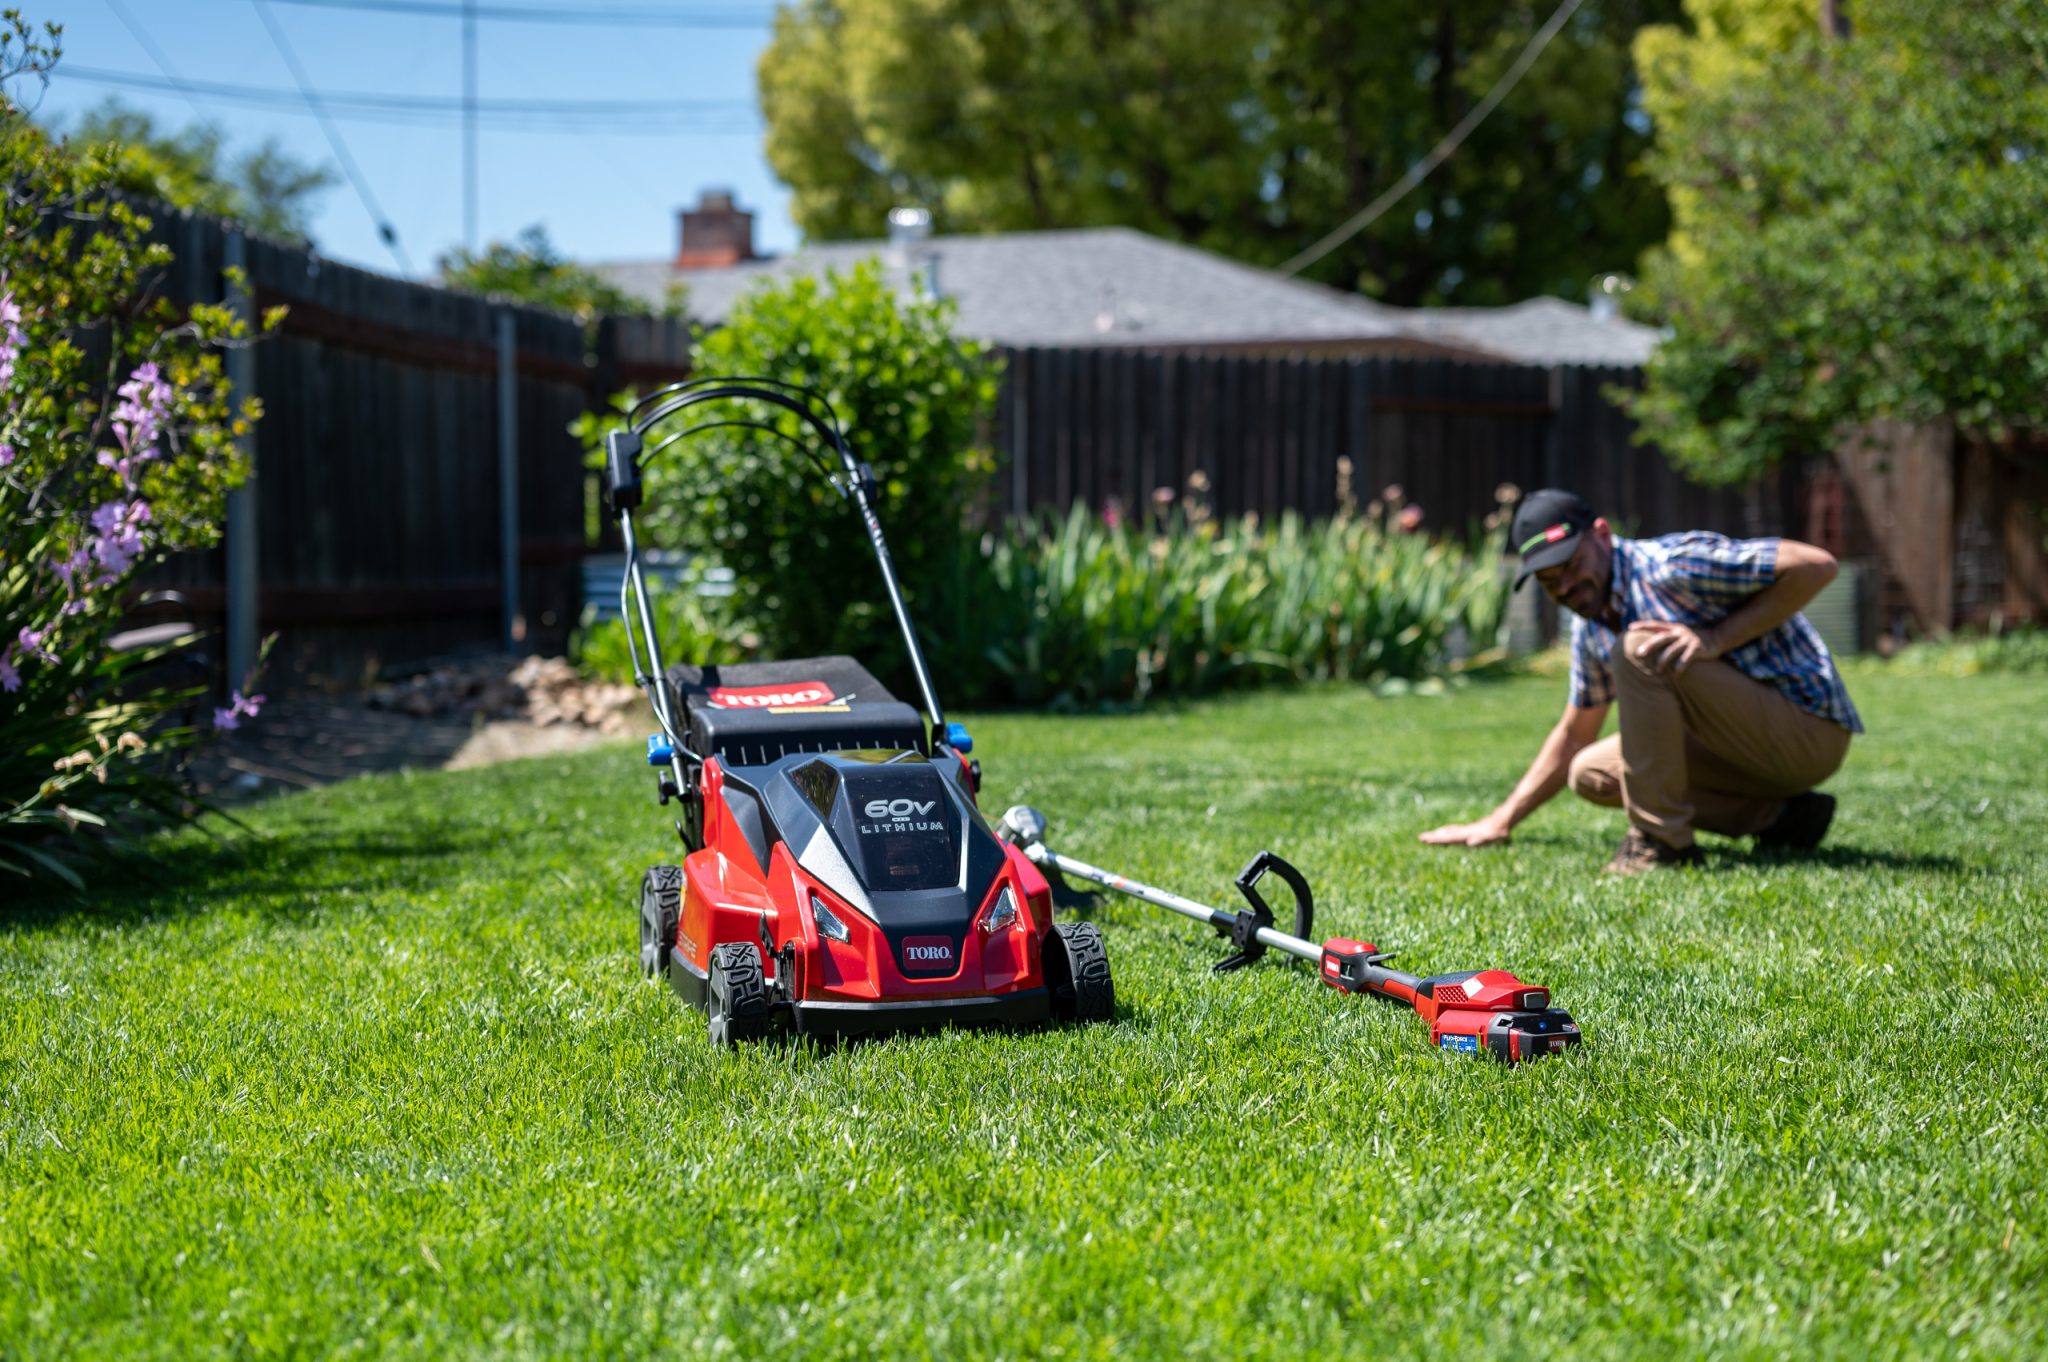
[647,733,675,766]
[945,722,973,753]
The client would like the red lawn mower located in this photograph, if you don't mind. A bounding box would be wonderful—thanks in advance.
[605,379,1113,1045]
[605,378,1579,1061]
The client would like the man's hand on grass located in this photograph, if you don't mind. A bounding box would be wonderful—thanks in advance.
[1631,619,1721,675]
[1419,813,1513,847]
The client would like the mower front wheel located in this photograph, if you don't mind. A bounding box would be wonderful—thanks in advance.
[1045,921,1115,1024]
[707,943,773,1047]
[638,865,683,979]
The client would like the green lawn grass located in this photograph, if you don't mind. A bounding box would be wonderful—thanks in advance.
[3,672,2045,1359]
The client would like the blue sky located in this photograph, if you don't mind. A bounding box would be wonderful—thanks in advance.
[24,0,802,278]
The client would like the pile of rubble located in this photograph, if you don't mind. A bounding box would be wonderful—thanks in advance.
[365,654,645,734]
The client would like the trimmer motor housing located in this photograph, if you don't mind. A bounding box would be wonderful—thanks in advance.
[1321,938,1582,1062]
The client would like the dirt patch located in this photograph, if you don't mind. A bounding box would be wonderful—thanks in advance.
[192,654,651,797]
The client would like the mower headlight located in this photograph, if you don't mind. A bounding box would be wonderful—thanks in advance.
[981,886,1019,934]
[1516,989,1549,1012]
[809,892,850,944]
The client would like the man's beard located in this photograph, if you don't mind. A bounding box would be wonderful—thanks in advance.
[1560,580,1607,622]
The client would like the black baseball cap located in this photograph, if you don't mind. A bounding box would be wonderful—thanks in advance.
[1510,489,1598,590]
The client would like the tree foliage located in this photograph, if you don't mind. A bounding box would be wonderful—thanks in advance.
[438,224,675,323]
[578,260,999,674]
[60,98,336,244]
[759,0,1679,307]
[1628,0,2048,483]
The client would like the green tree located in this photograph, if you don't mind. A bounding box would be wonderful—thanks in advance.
[759,0,1680,306]
[586,260,999,671]
[1626,0,2048,483]
[438,225,677,322]
[63,98,336,243]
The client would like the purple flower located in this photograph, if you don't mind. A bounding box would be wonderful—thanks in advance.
[17,627,54,664]
[111,361,173,469]
[86,500,152,579]
[214,689,266,731]
[53,548,91,592]
[0,651,18,694]
[0,287,22,392]
[0,442,12,467]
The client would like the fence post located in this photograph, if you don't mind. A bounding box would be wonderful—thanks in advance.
[223,231,258,691]
[497,308,521,650]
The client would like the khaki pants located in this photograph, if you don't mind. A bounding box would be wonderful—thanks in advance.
[1567,625,1852,848]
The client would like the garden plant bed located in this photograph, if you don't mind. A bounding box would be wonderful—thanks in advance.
[3,673,2044,1358]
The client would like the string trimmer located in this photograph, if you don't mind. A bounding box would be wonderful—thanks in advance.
[995,807,1582,1063]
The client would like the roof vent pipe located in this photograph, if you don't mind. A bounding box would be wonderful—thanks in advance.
[887,206,931,271]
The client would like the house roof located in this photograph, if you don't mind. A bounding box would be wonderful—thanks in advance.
[1403,297,1660,368]
[589,225,1659,368]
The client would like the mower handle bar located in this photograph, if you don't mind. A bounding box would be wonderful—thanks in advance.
[605,381,950,755]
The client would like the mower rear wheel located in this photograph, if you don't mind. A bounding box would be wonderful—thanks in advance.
[707,943,773,1046]
[638,865,684,979]
[1045,921,1115,1024]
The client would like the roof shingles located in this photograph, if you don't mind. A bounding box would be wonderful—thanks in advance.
[590,226,1658,368]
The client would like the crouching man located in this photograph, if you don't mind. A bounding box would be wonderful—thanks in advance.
[1420,489,1862,875]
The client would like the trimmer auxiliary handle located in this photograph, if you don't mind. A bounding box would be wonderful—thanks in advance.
[994,805,1582,1063]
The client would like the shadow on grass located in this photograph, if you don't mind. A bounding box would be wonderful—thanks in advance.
[1744,844,1970,874]
[0,822,498,934]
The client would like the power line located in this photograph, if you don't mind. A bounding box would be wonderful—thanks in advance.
[1277,0,1586,277]
[56,65,758,125]
[247,0,414,275]
[462,0,476,250]
[270,0,774,26]
[101,0,210,124]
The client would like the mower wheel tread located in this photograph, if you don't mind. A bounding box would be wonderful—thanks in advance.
[639,865,684,979]
[1048,921,1115,1024]
[707,943,773,1046]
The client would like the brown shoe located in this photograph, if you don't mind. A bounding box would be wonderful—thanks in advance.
[1604,827,1705,876]
[1756,791,1836,851]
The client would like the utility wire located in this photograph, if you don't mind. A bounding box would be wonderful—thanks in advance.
[101,0,211,124]
[58,65,757,123]
[271,0,774,26]
[1277,0,1586,277]
[249,0,413,274]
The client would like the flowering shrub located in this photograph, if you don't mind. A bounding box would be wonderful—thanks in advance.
[1,18,269,887]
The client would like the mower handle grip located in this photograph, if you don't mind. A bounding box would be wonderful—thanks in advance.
[1233,851,1313,943]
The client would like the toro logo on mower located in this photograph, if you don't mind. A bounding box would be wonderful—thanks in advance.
[900,935,955,975]
[705,681,837,710]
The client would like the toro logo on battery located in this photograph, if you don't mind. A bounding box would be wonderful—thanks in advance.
[705,681,837,710]
[900,935,955,975]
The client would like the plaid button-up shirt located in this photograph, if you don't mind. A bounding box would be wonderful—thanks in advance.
[1568,533,1864,734]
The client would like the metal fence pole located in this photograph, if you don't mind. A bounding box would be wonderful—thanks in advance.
[223,231,257,689]
[497,308,521,650]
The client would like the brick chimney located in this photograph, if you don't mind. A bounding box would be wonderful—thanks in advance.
[675,189,755,268]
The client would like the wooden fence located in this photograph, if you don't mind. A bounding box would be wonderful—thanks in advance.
[143,210,690,689]
[132,209,1805,690]
[992,347,1786,540]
